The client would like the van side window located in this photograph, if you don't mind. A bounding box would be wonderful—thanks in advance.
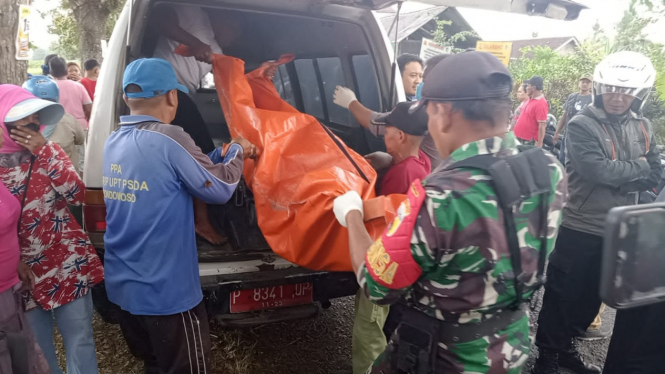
[201,72,215,90]
[293,57,350,127]
[273,65,296,108]
[198,57,351,127]
[200,67,296,109]
[351,55,381,112]
[317,57,348,126]
[294,59,325,120]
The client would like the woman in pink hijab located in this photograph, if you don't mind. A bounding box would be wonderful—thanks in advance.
[0,99,51,374]
[0,85,103,374]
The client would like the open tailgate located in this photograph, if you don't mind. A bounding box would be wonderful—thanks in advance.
[211,0,586,20]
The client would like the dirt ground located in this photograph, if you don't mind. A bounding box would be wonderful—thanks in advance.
[523,289,615,373]
[53,294,614,374]
[56,297,355,374]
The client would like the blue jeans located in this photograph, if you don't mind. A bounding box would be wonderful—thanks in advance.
[25,292,99,374]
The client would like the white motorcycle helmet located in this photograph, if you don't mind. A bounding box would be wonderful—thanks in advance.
[593,51,656,113]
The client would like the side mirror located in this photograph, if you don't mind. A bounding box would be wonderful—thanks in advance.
[601,203,665,309]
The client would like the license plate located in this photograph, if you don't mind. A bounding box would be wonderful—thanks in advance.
[229,283,313,313]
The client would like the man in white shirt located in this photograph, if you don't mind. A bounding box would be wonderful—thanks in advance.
[151,4,227,245]
[148,4,280,246]
[152,4,224,93]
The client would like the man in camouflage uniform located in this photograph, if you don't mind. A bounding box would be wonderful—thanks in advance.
[333,51,567,373]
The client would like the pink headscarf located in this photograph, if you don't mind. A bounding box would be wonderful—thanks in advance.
[0,85,45,154]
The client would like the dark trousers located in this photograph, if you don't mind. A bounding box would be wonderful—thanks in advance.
[118,301,212,374]
[382,303,405,340]
[535,226,603,353]
[558,137,566,165]
[604,302,665,374]
[173,91,215,154]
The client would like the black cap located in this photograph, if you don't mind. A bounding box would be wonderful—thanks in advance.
[410,51,512,113]
[526,76,544,90]
[371,102,428,136]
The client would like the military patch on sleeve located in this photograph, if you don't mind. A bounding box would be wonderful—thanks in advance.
[366,180,426,289]
[386,199,411,237]
[366,239,400,284]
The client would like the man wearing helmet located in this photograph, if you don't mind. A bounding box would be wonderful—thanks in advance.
[532,51,663,374]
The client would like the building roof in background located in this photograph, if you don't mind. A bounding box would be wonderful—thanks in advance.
[500,36,580,59]
[376,6,448,43]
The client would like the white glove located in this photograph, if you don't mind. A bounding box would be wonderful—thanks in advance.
[333,86,358,109]
[333,191,364,227]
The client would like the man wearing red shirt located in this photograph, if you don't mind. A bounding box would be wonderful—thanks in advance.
[514,76,549,147]
[352,101,431,374]
[80,59,100,101]
[376,103,431,195]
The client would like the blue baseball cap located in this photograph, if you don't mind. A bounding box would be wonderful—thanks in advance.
[122,58,188,99]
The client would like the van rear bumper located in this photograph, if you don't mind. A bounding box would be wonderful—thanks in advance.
[202,266,358,318]
[91,247,358,325]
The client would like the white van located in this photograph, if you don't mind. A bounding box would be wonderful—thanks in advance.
[84,0,585,325]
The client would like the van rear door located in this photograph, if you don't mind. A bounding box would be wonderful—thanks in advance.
[233,0,587,20]
[400,0,586,20]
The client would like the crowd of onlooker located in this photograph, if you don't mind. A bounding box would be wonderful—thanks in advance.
[33,54,102,174]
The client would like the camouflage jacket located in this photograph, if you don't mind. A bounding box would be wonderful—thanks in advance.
[359,133,567,324]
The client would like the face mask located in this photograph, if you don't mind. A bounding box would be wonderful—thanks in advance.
[25,123,40,132]
[6,122,40,133]
[415,82,424,100]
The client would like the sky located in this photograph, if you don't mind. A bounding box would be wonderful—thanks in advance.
[30,0,59,50]
[457,0,665,44]
[29,0,665,50]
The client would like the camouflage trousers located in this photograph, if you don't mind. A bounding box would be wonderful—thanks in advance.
[369,314,531,374]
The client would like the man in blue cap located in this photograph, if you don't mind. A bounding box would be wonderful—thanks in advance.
[103,58,256,373]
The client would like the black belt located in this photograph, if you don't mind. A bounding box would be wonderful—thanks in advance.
[400,305,528,345]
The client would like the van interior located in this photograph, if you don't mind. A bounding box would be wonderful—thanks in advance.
[136,2,389,261]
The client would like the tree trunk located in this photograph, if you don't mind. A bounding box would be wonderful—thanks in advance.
[0,0,29,85]
[71,0,111,63]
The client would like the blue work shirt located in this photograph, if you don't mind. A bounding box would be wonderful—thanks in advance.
[103,115,244,315]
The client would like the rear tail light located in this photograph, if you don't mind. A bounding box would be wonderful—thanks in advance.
[83,188,107,233]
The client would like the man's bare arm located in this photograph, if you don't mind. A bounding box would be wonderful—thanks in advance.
[152,5,212,62]
[553,112,568,144]
[346,211,373,274]
[536,120,547,147]
[83,103,92,121]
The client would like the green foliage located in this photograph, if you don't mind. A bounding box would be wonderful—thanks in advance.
[645,94,665,143]
[614,1,665,97]
[638,0,665,11]
[31,48,48,62]
[46,7,79,59]
[28,60,43,75]
[510,46,593,118]
[43,0,123,60]
[432,20,478,53]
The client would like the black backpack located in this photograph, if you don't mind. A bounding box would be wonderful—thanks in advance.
[444,146,553,305]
